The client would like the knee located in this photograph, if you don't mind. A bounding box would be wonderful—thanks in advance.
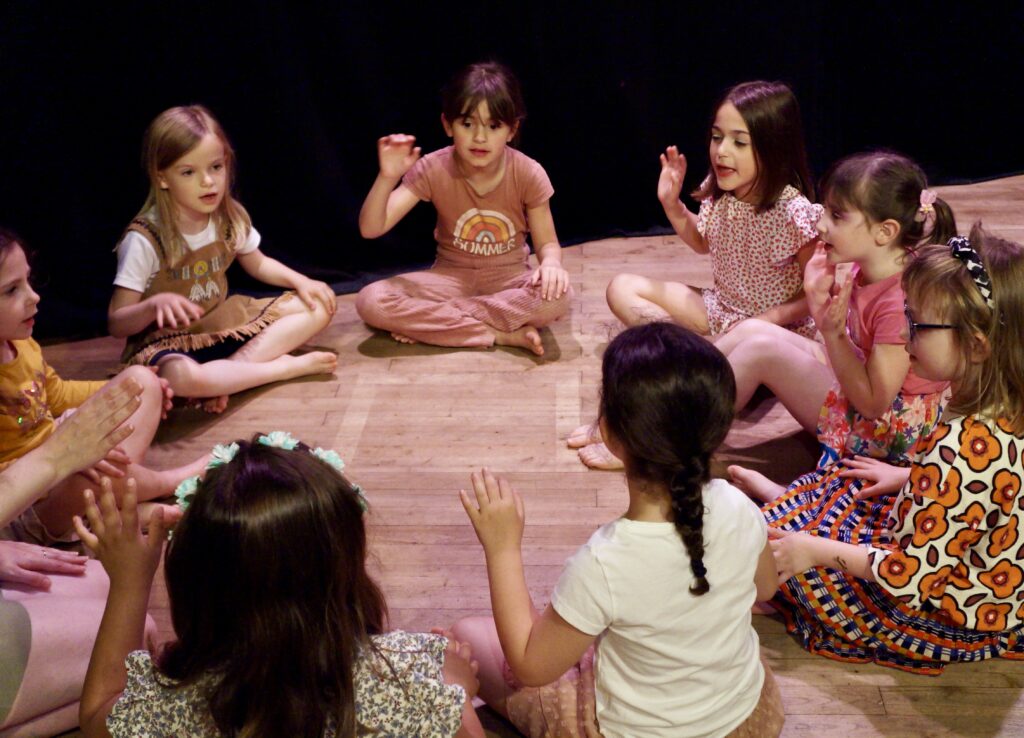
[451,615,497,649]
[118,364,162,400]
[605,273,646,306]
[355,282,386,323]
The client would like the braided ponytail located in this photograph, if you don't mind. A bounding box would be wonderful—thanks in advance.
[599,323,736,600]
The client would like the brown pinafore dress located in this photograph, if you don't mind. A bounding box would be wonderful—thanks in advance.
[120,218,293,365]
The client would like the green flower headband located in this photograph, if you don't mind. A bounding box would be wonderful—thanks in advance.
[174,431,367,512]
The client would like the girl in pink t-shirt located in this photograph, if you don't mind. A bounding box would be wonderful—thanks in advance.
[721,151,958,503]
[356,62,570,356]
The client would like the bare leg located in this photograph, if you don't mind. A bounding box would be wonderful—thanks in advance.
[33,366,209,536]
[606,273,710,333]
[725,330,832,429]
[728,465,787,503]
[230,296,332,363]
[711,317,822,358]
[452,616,515,717]
[156,351,337,401]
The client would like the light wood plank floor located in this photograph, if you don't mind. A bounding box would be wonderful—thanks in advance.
[44,175,1024,737]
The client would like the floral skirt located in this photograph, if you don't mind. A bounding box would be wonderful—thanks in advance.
[763,467,1024,674]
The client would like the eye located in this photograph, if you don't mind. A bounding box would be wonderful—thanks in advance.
[734,140,749,148]
[212,163,225,172]
[710,133,723,142]
[181,169,193,177]
[831,210,843,220]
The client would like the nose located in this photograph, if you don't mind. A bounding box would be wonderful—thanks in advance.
[201,171,214,187]
[27,285,40,307]
[473,123,487,142]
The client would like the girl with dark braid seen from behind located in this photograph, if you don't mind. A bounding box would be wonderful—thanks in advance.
[453,322,784,737]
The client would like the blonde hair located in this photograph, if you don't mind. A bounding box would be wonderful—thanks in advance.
[903,223,1024,432]
[137,105,251,261]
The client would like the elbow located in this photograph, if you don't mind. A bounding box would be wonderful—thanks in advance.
[358,219,386,240]
[507,659,559,688]
[106,317,129,339]
[756,580,779,602]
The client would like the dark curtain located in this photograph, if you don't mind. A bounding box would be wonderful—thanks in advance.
[2,2,1021,340]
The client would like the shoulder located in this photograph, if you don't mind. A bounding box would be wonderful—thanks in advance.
[773,186,822,227]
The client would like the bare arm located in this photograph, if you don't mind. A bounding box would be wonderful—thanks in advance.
[460,470,595,687]
[107,287,204,338]
[359,134,423,238]
[527,202,570,300]
[770,528,874,584]
[754,540,779,601]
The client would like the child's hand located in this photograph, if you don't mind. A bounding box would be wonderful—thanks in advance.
[838,456,911,500]
[817,273,854,341]
[42,377,142,481]
[79,445,131,484]
[148,368,175,419]
[294,276,337,315]
[530,262,570,301]
[377,134,422,180]
[0,540,88,590]
[73,478,167,591]
[460,469,525,557]
[148,293,204,329]
[803,242,835,320]
[657,146,687,206]
[768,529,818,584]
[432,628,481,700]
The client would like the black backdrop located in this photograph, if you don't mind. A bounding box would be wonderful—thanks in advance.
[2,2,1022,340]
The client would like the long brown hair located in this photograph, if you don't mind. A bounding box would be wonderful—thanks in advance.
[903,224,1024,432]
[160,436,387,736]
[692,80,814,211]
[136,105,252,261]
[599,323,736,595]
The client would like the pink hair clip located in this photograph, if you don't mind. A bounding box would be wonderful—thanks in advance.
[916,189,938,222]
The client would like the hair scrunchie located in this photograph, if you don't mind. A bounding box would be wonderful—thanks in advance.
[949,236,995,310]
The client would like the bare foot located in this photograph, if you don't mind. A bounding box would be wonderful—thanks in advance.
[281,351,338,380]
[728,465,786,503]
[391,332,417,344]
[567,422,602,449]
[493,326,544,356]
[203,395,229,414]
[578,442,624,471]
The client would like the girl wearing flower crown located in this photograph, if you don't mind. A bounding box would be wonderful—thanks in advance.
[767,224,1024,673]
[721,151,957,503]
[74,432,485,737]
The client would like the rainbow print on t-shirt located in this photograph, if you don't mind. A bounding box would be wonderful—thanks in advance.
[452,209,518,256]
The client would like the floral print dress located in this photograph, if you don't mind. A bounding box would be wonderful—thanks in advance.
[106,631,464,736]
[765,413,1024,673]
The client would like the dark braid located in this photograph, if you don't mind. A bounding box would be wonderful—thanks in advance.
[600,323,735,598]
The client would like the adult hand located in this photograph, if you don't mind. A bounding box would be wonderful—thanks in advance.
[43,377,143,482]
[530,262,570,301]
[838,456,911,500]
[0,540,87,590]
[657,146,687,206]
[459,469,525,558]
[377,134,422,180]
[294,276,337,315]
[149,293,204,330]
[73,478,166,591]
[79,446,131,484]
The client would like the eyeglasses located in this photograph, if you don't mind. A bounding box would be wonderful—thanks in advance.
[904,301,957,341]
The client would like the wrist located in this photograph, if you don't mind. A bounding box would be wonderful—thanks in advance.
[661,197,686,214]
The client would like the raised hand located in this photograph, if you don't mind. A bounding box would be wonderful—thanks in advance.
[148,292,204,330]
[377,134,422,180]
[73,478,167,591]
[459,469,525,558]
[803,242,835,321]
[43,376,143,482]
[0,541,87,590]
[817,272,854,341]
[657,146,688,206]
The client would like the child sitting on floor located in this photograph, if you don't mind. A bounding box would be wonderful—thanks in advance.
[75,432,485,737]
[767,225,1024,673]
[356,61,571,356]
[455,323,782,737]
[570,80,821,469]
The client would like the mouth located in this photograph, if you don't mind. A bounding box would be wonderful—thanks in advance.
[715,165,736,178]
[200,192,219,204]
[469,148,490,157]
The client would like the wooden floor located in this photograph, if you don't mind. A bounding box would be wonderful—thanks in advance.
[44,175,1024,737]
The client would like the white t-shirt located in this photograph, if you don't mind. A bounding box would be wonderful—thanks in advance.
[552,479,767,738]
[113,217,260,293]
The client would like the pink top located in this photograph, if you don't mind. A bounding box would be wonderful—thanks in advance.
[847,268,947,395]
[696,185,821,321]
[403,146,554,269]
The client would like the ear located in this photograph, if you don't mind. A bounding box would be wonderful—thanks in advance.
[967,331,992,365]
[157,174,169,190]
[509,120,520,142]
[441,114,454,138]
[873,218,901,246]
